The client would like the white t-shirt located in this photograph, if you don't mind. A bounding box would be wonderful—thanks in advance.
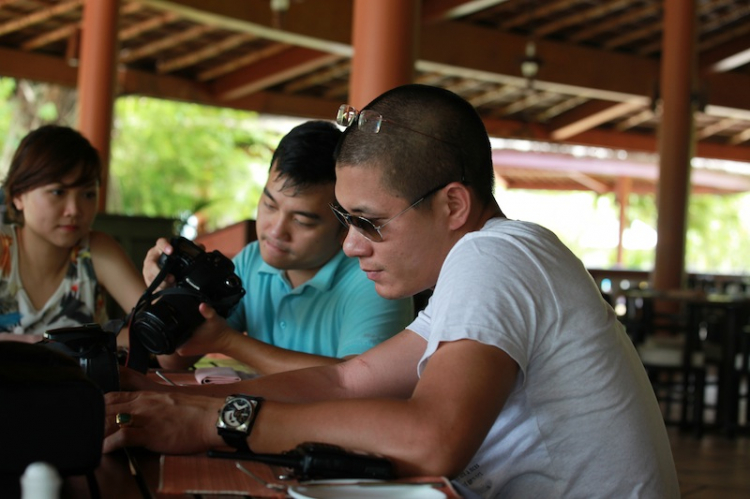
[409,218,679,499]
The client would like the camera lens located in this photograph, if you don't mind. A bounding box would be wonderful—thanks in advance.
[131,296,204,354]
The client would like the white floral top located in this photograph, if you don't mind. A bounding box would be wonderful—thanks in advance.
[0,224,107,335]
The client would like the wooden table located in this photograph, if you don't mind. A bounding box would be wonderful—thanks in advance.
[52,368,464,498]
[58,449,462,499]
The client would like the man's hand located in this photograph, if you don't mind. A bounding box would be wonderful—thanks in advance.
[104,391,223,454]
[142,237,175,288]
[118,366,172,392]
[173,302,237,357]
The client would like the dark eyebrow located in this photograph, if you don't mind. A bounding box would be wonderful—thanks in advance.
[263,187,323,221]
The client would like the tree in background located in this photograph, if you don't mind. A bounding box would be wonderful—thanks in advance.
[110,96,282,233]
[0,78,77,173]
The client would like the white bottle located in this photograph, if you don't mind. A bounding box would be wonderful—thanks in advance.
[20,462,61,499]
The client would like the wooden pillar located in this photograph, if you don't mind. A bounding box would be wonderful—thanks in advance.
[77,0,120,212]
[349,0,419,108]
[653,0,697,291]
[616,176,632,267]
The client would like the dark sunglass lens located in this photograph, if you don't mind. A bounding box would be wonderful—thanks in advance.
[355,218,381,241]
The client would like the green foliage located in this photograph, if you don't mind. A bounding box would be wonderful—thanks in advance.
[686,193,750,274]
[500,188,750,275]
[0,78,17,151]
[110,96,282,232]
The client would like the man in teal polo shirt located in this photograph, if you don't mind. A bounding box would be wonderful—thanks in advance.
[152,121,413,374]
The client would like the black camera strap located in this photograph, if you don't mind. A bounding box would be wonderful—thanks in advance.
[123,263,174,373]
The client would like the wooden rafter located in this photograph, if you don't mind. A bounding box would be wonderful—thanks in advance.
[700,23,750,56]
[21,2,143,50]
[198,42,290,81]
[283,60,350,93]
[567,171,610,194]
[615,109,655,132]
[441,77,488,97]
[550,100,644,140]
[534,0,632,38]
[535,95,588,122]
[422,0,510,23]
[639,0,744,55]
[21,23,78,50]
[211,47,340,101]
[729,127,750,145]
[120,11,178,41]
[0,0,82,37]
[466,84,519,108]
[119,24,213,63]
[500,0,586,30]
[605,16,661,51]
[697,118,740,140]
[156,32,255,73]
[569,2,660,43]
[494,91,554,116]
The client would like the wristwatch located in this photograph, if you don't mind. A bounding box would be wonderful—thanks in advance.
[216,394,263,452]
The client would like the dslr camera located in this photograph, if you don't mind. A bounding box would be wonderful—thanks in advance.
[40,323,120,393]
[130,237,245,356]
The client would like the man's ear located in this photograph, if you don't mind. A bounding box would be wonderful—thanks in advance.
[443,182,471,231]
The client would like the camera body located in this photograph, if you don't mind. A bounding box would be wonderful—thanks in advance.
[130,237,245,355]
[40,323,120,393]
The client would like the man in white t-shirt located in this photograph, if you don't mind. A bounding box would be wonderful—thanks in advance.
[104,84,679,498]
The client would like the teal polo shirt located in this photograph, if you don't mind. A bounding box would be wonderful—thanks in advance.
[226,242,413,357]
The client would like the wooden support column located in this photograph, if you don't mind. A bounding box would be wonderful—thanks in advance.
[77,0,120,212]
[616,176,632,267]
[653,0,697,291]
[349,0,419,108]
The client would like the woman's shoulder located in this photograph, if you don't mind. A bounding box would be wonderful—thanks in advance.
[79,230,125,261]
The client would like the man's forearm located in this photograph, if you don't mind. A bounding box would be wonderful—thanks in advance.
[220,332,345,375]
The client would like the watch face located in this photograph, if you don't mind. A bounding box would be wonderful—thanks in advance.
[221,397,253,430]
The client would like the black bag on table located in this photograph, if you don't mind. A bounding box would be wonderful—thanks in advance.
[0,341,104,478]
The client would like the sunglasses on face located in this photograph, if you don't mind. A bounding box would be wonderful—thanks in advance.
[329,183,447,242]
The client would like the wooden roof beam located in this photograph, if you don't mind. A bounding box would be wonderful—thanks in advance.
[21,24,78,51]
[156,33,255,73]
[198,43,290,81]
[615,109,655,131]
[534,95,588,122]
[696,118,741,140]
[569,2,660,43]
[567,171,610,194]
[21,2,144,51]
[494,91,553,116]
[550,100,646,140]
[491,149,750,192]
[145,0,750,116]
[729,128,750,146]
[422,0,510,23]
[119,24,213,63]
[500,0,581,30]
[283,60,350,93]
[534,0,632,38]
[119,11,179,41]
[701,33,750,73]
[0,46,77,87]
[0,0,82,37]
[211,47,340,101]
